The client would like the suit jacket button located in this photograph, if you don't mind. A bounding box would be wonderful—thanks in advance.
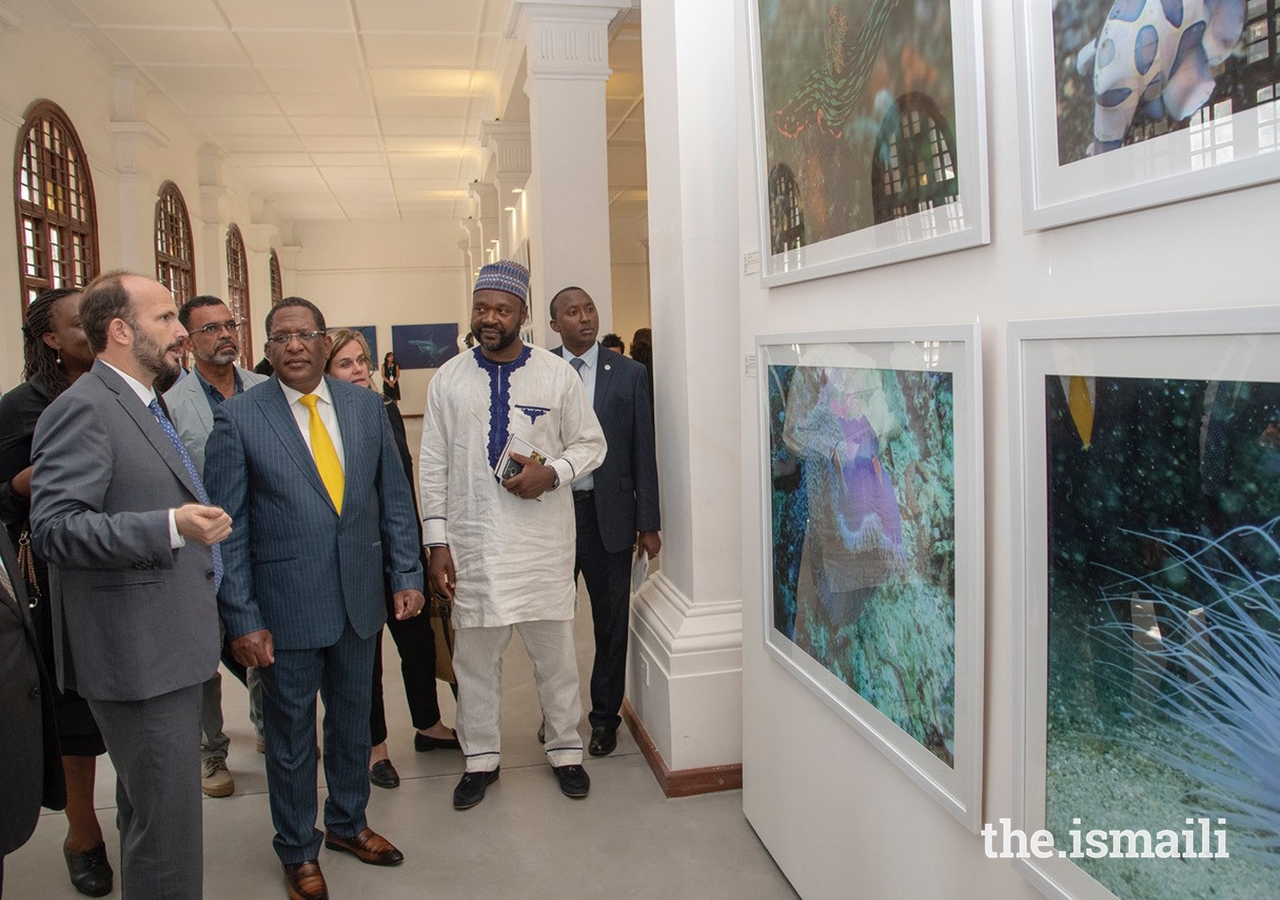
[29,686,40,699]
[206,570,215,580]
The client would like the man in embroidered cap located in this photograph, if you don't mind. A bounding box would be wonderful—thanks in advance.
[419,260,606,809]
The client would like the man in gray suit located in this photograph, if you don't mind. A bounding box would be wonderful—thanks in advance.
[31,271,232,900]
[165,295,267,798]
[205,297,424,900]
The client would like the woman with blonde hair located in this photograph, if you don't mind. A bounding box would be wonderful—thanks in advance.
[325,330,458,789]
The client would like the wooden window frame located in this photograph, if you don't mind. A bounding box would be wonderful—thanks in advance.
[225,223,253,367]
[155,181,196,305]
[269,247,283,307]
[13,99,99,316]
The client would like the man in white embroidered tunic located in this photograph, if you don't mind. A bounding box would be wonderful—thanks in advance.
[419,261,606,810]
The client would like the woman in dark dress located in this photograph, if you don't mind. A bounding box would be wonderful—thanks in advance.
[326,330,458,790]
[0,288,113,897]
[381,351,401,403]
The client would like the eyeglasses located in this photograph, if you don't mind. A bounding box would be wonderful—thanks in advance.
[266,330,325,345]
[193,319,240,337]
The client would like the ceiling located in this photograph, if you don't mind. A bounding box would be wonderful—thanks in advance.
[42,0,644,223]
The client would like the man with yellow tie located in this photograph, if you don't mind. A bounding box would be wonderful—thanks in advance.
[205,297,425,900]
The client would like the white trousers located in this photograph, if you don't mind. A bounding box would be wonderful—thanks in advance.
[454,619,583,770]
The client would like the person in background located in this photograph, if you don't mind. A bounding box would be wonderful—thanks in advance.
[326,329,459,791]
[0,288,111,898]
[549,288,661,757]
[165,295,269,796]
[0,526,66,898]
[630,327,655,418]
[600,333,625,355]
[381,351,401,405]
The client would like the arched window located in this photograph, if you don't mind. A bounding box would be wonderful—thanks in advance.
[768,164,805,255]
[269,248,283,307]
[871,92,959,226]
[13,100,99,314]
[155,181,195,304]
[225,224,252,367]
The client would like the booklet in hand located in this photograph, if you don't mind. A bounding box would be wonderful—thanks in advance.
[494,433,550,482]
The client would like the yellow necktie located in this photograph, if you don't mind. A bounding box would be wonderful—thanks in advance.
[1068,375,1094,450]
[299,393,344,513]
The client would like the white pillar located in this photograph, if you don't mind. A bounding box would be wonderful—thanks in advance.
[468,181,501,268]
[480,121,532,260]
[111,69,168,276]
[244,219,279,359]
[196,145,233,300]
[505,0,626,346]
[628,0,743,775]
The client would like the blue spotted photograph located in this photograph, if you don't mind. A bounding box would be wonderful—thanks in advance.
[1051,1,1275,164]
[767,364,956,765]
[756,0,960,252]
[391,323,459,370]
[1044,374,1280,897]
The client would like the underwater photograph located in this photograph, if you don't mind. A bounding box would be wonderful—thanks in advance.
[1050,0,1279,165]
[1044,374,1280,897]
[768,363,956,766]
[756,0,960,252]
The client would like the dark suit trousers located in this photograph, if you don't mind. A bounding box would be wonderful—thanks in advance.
[88,684,203,900]
[574,496,633,731]
[259,621,375,865]
[369,602,441,744]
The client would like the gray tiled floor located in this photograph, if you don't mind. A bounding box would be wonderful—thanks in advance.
[5,589,796,899]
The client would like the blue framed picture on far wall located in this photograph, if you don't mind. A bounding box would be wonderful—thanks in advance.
[391,323,460,370]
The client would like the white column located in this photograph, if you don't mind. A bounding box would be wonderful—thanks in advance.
[244,219,279,357]
[627,0,743,774]
[479,121,532,259]
[468,181,501,268]
[277,244,302,298]
[196,145,234,300]
[111,69,168,276]
[505,0,627,346]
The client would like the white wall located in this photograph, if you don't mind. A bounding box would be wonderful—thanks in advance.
[735,0,1279,898]
[0,3,264,387]
[290,219,469,418]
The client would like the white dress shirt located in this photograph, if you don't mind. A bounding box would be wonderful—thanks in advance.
[278,377,347,472]
[562,342,599,491]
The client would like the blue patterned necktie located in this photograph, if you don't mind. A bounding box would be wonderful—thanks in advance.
[570,357,585,377]
[148,399,223,590]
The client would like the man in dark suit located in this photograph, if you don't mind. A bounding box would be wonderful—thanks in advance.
[0,527,66,897]
[549,286,661,756]
[205,297,424,900]
[30,271,231,899]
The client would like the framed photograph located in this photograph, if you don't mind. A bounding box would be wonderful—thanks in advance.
[757,325,984,829]
[746,0,990,286]
[1009,308,1280,899]
[391,323,460,370]
[1012,2,1280,230]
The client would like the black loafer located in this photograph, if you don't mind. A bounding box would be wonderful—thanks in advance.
[65,841,113,898]
[453,768,500,810]
[413,730,460,752]
[369,759,400,789]
[554,764,590,798]
[588,726,617,757]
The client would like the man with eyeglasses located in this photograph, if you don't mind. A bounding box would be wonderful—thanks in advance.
[205,297,424,900]
[165,295,267,800]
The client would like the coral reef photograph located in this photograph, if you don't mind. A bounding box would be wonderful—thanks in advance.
[768,364,955,765]
[1044,373,1280,897]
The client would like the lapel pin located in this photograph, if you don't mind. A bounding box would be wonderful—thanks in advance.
[604,364,611,371]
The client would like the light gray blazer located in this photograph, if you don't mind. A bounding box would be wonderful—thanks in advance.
[29,361,219,702]
[164,365,266,475]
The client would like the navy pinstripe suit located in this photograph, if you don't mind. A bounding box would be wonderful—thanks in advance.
[205,375,422,864]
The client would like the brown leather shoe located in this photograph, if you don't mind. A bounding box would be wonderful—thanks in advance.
[283,860,328,900]
[323,827,404,866]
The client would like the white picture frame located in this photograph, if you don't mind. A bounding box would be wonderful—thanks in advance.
[757,324,984,830]
[1012,2,1280,230]
[1009,307,1280,899]
[746,0,990,286]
